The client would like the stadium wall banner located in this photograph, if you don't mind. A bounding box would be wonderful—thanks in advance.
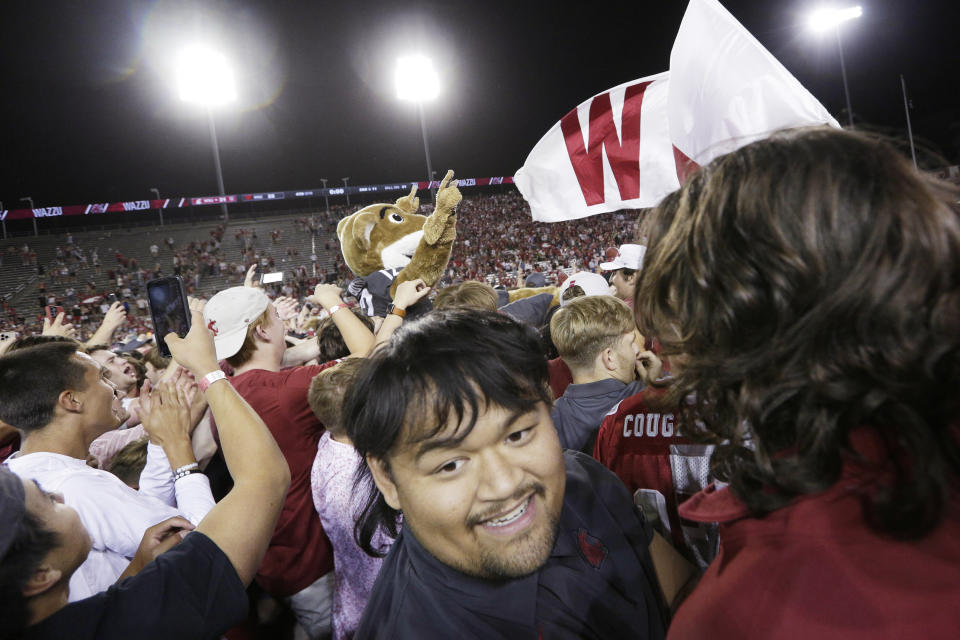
[0,176,514,221]
[514,0,839,223]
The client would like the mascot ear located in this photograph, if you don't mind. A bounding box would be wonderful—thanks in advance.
[337,212,377,252]
[394,184,420,215]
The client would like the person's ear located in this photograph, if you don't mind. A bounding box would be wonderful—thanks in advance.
[599,348,618,373]
[367,455,401,511]
[254,324,271,343]
[58,389,82,414]
[22,564,62,598]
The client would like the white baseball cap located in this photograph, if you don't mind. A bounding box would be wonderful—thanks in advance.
[203,287,271,360]
[558,271,613,306]
[599,244,646,271]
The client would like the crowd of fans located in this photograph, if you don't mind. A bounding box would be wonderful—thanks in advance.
[0,191,630,345]
[1,128,958,640]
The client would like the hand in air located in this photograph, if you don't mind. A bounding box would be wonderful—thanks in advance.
[392,279,431,310]
[42,312,76,339]
[164,299,219,378]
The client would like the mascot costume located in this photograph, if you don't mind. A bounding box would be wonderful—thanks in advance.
[338,169,461,317]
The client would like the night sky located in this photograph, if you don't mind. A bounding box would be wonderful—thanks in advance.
[2,0,958,208]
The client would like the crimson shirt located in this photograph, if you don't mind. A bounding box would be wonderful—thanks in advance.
[593,390,687,545]
[547,357,573,400]
[230,362,338,596]
[669,434,960,640]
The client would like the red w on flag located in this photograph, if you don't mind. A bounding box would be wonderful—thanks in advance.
[515,0,839,223]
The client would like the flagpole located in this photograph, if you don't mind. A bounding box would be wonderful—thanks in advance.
[835,24,854,128]
[900,75,918,169]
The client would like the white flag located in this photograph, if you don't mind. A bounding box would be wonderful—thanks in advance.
[515,0,839,222]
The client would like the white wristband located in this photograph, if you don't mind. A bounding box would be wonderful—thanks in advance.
[199,370,227,392]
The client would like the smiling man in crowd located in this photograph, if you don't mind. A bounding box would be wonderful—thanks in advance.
[343,310,690,639]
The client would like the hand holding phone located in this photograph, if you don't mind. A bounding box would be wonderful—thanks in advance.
[42,312,75,339]
[147,276,191,358]
[162,300,219,377]
[45,305,65,322]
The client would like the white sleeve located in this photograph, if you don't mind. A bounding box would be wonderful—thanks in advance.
[138,442,176,506]
[173,472,216,525]
[139,442,215,525]
[61,471,182,559]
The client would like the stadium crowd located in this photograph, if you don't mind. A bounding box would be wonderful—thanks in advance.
[1,128,958,640]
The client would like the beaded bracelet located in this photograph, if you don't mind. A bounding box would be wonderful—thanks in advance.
[173,468,203,482]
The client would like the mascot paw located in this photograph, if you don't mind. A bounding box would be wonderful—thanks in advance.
[423,170,461,245]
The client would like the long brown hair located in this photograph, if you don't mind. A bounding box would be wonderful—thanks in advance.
[635,127,960,538]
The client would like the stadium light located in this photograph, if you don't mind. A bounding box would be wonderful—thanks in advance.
[395,55,440,103]
[395,55,439,200]
[808,6,862,128]
[176,45,237,106]
[175,44,235,220]
[808,6,862,32]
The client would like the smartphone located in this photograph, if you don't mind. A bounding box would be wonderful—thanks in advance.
[260,271,283,284]
[45,305,65,321]
[0,331,18,343]
[146,276,191,358]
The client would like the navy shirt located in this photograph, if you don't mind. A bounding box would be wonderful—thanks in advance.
[552,379,646,453]
[357,268,433,319]
[355,451,667,639]
[29,532,247,640]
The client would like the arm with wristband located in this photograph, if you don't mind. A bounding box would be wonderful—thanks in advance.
[374,278,431,349]
[310,282,376,356]
[163,299,291,587]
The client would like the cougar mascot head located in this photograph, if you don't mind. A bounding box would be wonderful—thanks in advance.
[337,169,460,309]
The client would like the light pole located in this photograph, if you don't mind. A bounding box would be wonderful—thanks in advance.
[809,6,862,128]
[396,55,440,201]
[176,45,236,220]
[20,197,37,237]
[342,178,350,207]
[900,75,918,169]
[150,187,164,227]
[320,178,330,217]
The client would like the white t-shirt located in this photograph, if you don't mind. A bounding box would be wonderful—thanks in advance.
[5,449,214,601]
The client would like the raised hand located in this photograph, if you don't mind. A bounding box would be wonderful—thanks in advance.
[102,301,127,332]
[164,299,219,378]
[244,264,260,288]
[392,278,431,310]
[274,296,300,323]
[434,169,462,214]
[309,283,345,311]
[424,170,461,245]
[42,312,76,339]
[139,379,193,449]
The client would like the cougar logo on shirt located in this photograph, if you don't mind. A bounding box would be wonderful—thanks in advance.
[576,528,607,569]
[622,413,675,438]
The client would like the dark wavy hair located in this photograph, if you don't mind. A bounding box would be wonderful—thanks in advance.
[342,309,551,556]
[635,127,960,539]
[0,511,60,640]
